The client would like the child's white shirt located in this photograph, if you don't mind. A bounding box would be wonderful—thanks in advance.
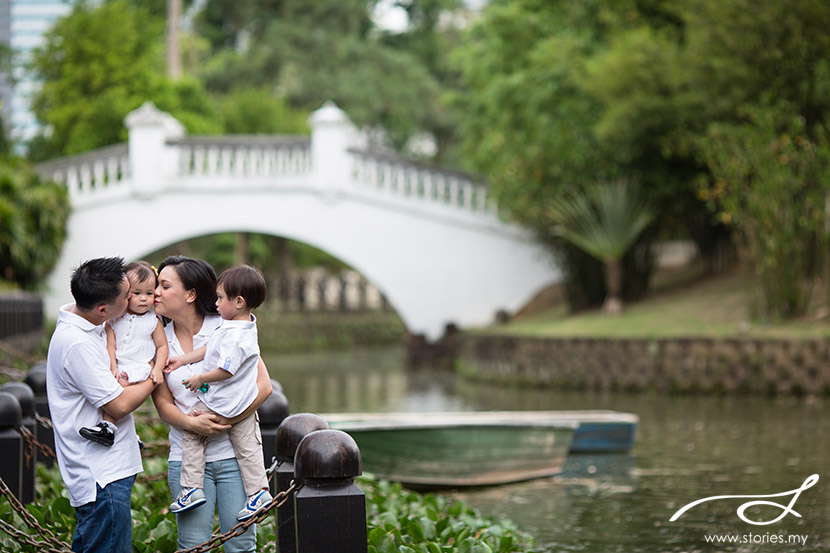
[109,311,159,382]
[164,314,236,463]
[198,315,260,419]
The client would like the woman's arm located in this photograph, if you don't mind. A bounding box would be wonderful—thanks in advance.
[151,379,231,436]
[211,357,273,426]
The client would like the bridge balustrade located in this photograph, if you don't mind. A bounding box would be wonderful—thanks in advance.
[171,136,312,179]
[35,143,130,200]
[36,101,558,341]
[349,149,490,213]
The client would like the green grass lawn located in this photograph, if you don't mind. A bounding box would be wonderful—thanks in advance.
[476,266,830,339]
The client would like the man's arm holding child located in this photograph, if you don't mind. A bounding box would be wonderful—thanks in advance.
[101,377,157,420]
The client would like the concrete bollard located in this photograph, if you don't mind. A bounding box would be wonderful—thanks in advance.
[257,380,290,496]
[274,414,330,553]
[24,362,54,467]
[294,429,366,553]
[0,391,23,500]
[0,382,36,504]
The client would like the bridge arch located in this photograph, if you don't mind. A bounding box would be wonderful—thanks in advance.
[39,102,560,340]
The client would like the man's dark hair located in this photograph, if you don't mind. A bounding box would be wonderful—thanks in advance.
[70,257,126,310]
[217,265,267,310]
[157,256,218,317]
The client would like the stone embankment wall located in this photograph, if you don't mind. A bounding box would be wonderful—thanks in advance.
[459,335,830,395]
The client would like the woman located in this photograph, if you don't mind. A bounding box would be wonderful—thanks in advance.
[152,256,272,552]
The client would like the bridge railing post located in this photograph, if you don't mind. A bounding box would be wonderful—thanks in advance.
[274,414,330,553]
[0,391,23,501]
[293,429,366,553]
[125,101,185,198]
[309,101,362,193]
[0,382,36,504]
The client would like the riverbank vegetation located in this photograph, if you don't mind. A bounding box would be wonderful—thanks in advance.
[481,265,830,340]
[6,0,830,334]
[0,415,532,553]
[255,311,405,353]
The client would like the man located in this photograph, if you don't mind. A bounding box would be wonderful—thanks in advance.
[46,257,157,553]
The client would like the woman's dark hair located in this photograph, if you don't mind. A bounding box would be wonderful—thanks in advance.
[157,256,218,317]
[71,256,126,310]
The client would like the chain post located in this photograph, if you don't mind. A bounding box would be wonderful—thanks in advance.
[0,382,36,504]
[293,429,366,553]
[0,391,23,502]
[25,364,55,468]
[274,413,329,553]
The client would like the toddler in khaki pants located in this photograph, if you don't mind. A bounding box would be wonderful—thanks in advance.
[165,265,272,521]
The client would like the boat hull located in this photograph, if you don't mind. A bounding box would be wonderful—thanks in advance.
[324,413,577,487]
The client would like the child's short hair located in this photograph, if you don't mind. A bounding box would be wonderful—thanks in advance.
[70,257,126,310]
[125,261,157,287]
[217,265,267,310]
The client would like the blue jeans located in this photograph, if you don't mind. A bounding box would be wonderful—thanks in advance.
[71,475,136,553]
[168,458,256,553]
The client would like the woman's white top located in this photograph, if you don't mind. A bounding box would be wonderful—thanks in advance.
[163,314,235,463]
[109,311,159,383]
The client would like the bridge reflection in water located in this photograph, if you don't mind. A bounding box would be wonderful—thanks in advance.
[264,347,830,553]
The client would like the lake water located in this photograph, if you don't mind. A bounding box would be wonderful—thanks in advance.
[263,347,829,553]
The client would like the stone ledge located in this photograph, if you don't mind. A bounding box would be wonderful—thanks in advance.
[458,334,830,396]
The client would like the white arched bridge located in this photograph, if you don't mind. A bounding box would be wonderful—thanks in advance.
[37,101,560,341]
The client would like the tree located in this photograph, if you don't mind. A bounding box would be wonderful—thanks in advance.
[28,0,219,160]
[697,109,830,319]
[547,183,654,314]
[453,0,646,309]
[0,158,69,288]
[194,0,456,154]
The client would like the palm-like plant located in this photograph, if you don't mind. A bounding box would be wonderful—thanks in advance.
[546,182,654,314]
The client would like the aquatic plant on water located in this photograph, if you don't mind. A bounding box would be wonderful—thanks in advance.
[0,419,533,553]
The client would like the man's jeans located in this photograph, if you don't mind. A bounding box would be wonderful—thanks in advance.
[71,475,136,553]
[168,458,256,553]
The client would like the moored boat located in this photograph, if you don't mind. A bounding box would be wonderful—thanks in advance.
[322,411,578,487]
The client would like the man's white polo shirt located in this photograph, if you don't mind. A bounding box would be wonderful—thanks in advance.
[46,304,143,507]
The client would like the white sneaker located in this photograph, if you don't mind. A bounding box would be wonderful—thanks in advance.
[237,489,273,521]
[169,487,206,513]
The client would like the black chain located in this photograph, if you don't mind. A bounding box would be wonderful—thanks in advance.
[0,476,69,552]
[173,481,300,553]
[18,425,57,462]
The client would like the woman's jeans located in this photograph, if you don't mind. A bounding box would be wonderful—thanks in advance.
[168,458,256,553]
[71,475,136,553]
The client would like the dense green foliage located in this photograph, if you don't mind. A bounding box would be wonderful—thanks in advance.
[454,0,830,318]
[28,0,219,160]
[0,417,531,552]
[0,158,69,289]
[19,0,830,318]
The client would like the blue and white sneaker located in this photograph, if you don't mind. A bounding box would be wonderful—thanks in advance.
[237,489,273,521]
[169,487,206,513]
